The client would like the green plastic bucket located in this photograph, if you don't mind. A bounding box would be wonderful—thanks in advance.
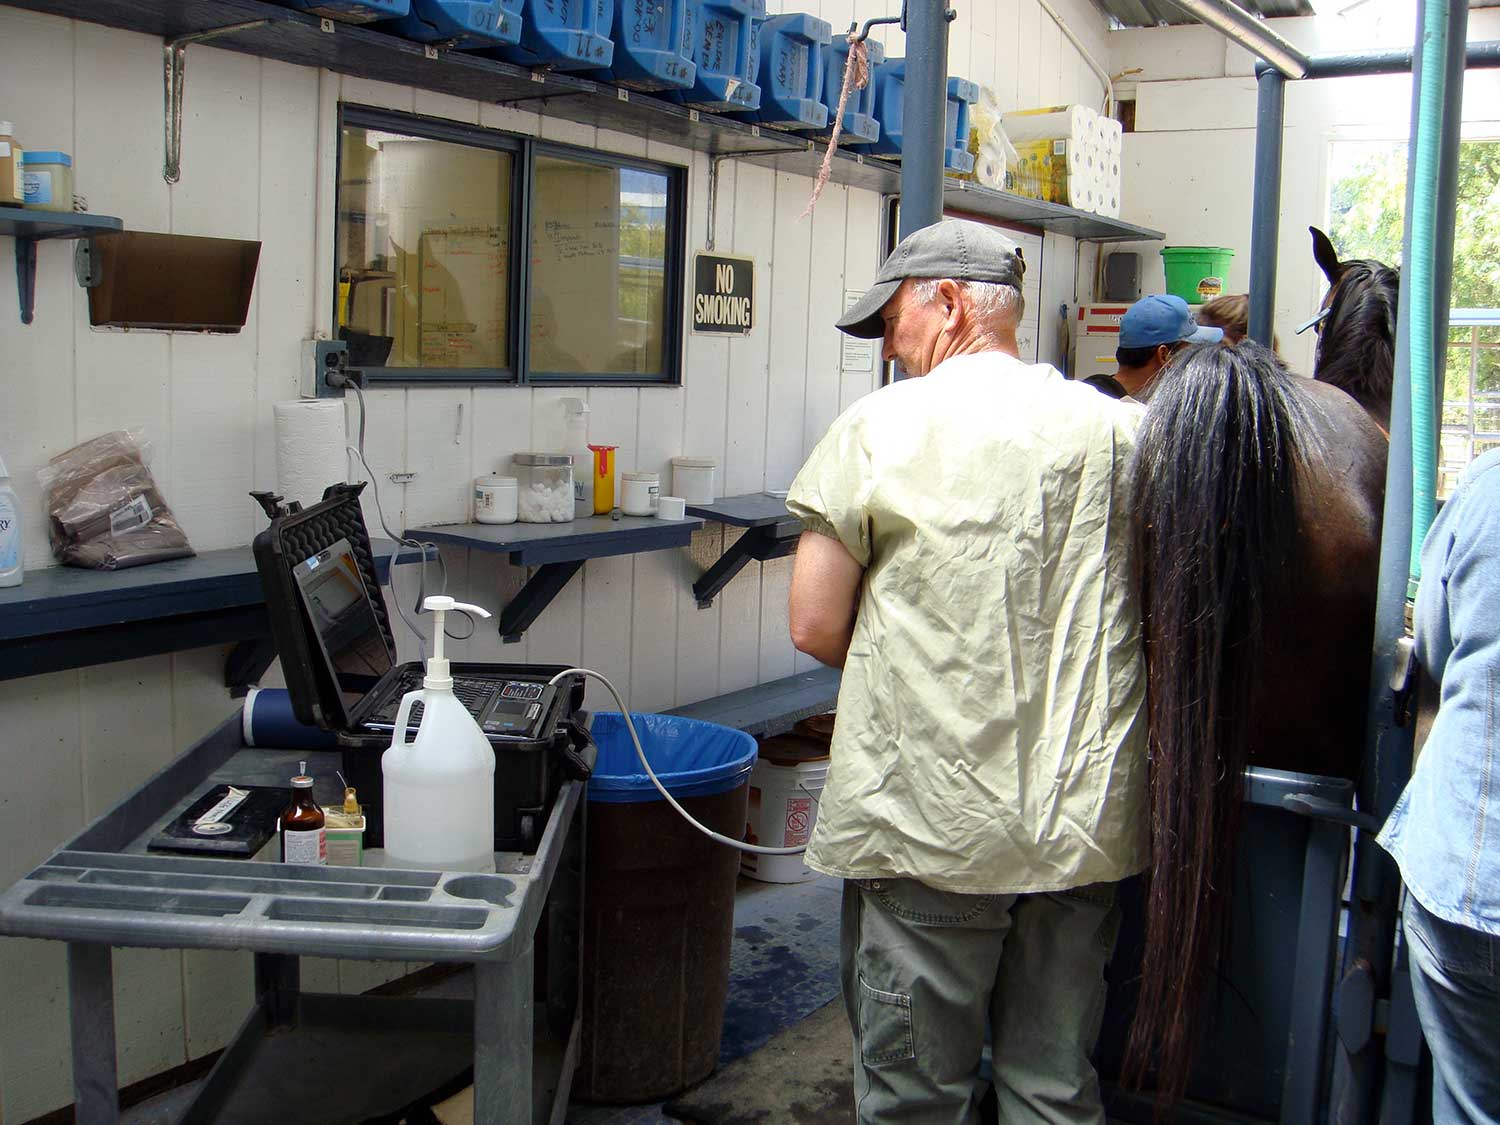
[1161,246,1235,304]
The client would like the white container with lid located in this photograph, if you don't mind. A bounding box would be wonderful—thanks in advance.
[621,471,660,516]
[473,475,518,525]
[671,457,717,505]
[513,453,574,523]
[21,151,72,212]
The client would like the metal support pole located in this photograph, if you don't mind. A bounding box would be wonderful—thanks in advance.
[474,946,535,1123]
[68,942,119,1124]
[1302,39,1500,79]
[1248,68,1285,347]
[897,0,953,241]
[1332,4,1438,1120]
[1429,0,1470,422]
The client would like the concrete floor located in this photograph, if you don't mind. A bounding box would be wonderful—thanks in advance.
[119,874,846,1125]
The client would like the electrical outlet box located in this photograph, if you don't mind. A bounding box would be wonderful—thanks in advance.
[305,339,351,398]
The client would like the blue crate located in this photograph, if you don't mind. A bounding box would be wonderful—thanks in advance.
[586,0,696,92]
[675,0,765,113]
[811,35,882,146]
[734,12,830,129]
[382,0,522,47]
[488,0,614,70]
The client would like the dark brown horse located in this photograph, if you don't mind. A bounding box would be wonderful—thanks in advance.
[1310,225,1401,433]
[1123,230,1398,1102]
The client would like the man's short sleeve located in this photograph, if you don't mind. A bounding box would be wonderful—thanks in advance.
[786,404,874,568]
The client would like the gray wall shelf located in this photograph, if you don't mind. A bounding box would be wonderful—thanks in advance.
[0,205,123,324]
[0,0,1163,244]
[416,515,703,641]
[684,493,804,608]
[0,542,395,686]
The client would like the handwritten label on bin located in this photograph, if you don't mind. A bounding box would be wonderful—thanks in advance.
[692,253,754,335]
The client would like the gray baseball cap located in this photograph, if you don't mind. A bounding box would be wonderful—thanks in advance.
[836,219,1027,339]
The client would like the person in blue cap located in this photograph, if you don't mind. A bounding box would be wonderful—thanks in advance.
[1085,294,1222,401]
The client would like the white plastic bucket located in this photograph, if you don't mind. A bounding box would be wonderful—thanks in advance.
[741,755,829,883]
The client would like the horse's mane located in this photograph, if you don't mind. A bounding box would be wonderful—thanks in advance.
[1314,258,1399,428]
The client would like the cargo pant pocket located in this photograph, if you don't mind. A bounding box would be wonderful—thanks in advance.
[858,975,915,1066]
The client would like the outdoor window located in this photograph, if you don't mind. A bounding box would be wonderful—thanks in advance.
[336,106,684,384]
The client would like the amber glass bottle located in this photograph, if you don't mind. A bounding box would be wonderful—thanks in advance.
[282,762,327,865]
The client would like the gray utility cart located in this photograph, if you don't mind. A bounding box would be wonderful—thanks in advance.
[0,716,588,1125]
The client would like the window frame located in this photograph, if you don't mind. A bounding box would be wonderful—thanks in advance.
[336,103,686,388]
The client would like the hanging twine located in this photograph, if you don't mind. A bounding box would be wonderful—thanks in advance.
[801,34,870,220]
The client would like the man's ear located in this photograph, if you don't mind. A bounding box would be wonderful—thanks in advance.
[937,279,964,328]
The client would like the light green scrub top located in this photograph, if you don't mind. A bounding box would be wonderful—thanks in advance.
[787,351,1149,894]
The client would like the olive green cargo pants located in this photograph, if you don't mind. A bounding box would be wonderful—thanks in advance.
[840,877,1121,1125]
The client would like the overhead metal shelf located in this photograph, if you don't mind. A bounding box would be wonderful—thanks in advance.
[0,0,1163,243]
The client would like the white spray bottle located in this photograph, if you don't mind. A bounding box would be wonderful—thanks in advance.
[0,454,20,588]
[381,596,496,871]
[561,397,593,519]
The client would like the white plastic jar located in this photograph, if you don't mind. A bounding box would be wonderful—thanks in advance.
[473,475,518,525]
[513,453,575,523]
[671,457,717,505]
[621,471,661,517]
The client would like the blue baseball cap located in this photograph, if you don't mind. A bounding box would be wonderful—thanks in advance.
[1119,294,1224,349]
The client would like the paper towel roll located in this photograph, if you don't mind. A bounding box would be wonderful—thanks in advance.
[1003,104,1097,146]
[976,143,1007,190]
[275,399,347,508]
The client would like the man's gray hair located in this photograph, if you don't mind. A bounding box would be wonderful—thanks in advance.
[911,277,1025,331]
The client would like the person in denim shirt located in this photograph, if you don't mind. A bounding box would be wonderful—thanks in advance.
[1379,446,1500,1124]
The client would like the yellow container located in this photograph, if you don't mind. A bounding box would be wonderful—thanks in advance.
[590,445,617,514]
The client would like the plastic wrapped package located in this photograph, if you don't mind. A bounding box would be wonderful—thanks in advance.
[37,430,195,570]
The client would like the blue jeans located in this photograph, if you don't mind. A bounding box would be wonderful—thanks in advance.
[1405,895,1500,1124]
[840,877,1120,1125]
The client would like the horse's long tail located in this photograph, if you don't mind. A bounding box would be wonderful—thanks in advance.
[1123,343,1304,1103]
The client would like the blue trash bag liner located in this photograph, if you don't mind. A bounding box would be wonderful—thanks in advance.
[588,712,756,803]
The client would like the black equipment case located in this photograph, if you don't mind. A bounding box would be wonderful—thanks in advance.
[250,484,589,854]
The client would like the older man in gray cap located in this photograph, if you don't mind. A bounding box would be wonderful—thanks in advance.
[786,219,1148,1124]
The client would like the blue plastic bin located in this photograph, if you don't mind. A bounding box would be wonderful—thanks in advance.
[737,12,830,129]
[488,0,614,70]
[869,62,976,171]
[868,56,905,157]
[676,0,766,113]
[945,75,979,174]
[578,711,758,1102]
[586,0,696,91]
[812,35,882,146]
[281,0,410,23]
[382,0,521,47]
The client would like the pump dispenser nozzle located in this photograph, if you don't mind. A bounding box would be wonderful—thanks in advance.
[421,595,493,689]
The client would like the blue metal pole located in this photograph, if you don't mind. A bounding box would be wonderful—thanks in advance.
[897,0,951,241]
[1248,66,1285,347]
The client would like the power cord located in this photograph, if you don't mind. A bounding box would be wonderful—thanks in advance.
[548,667,810,857]
[339,376,463,657]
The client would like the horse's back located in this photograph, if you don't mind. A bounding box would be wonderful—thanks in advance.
[1251,376,1386,779]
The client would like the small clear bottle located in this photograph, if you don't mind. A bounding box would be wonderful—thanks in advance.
[281,762,327,865]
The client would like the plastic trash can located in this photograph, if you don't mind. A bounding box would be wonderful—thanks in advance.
[812,35,883,146]
[575,712,756,1103]
[1161,246,1235,304]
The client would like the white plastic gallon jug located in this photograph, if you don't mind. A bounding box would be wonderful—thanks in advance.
[382,596,496,871]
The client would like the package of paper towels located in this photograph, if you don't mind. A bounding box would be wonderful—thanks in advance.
[274,399,347,508]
